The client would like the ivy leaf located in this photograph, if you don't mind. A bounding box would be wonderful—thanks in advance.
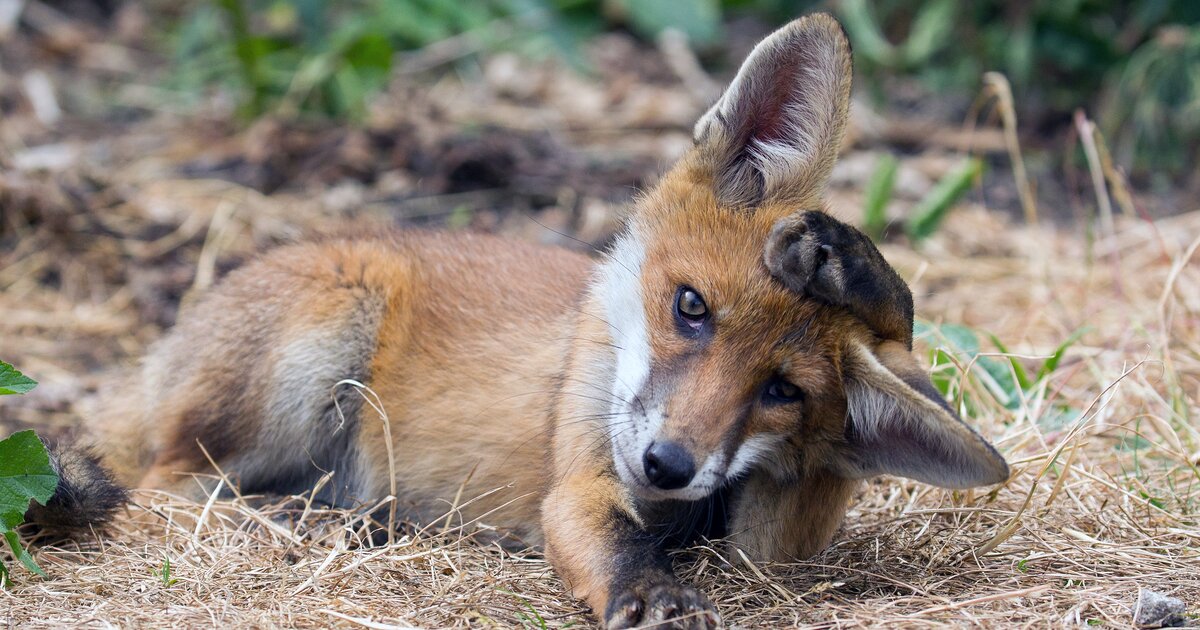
[0,430,59,580]
[0,361,37,396]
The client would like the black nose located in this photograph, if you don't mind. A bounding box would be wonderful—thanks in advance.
[643,441,695,490]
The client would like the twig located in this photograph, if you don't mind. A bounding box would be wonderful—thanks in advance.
[908,584,1052,617]
[320,609,417,629]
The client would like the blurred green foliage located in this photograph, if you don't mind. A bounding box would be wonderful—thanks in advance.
[171,0,540,119]
[170,0,1200,177]
[832,0,1200,179]
[1103,25,1200,177]
[915,321,1085,429]
[167,0,740,120]
[859,155,983,243]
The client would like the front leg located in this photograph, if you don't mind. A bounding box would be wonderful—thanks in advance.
[542,465,719,629]
[726,468,859,562]
[764,211,914,349]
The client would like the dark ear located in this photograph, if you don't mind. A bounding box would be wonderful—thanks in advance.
[833,340,1009,488]
[693,13,853,207]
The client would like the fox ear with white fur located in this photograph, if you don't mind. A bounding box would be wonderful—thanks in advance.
[834,340,1010,489]
[693,13,853,208]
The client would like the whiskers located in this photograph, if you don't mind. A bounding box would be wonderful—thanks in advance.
[641,480,736,552]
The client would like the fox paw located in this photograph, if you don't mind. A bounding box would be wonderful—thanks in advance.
[763,211,873,304]
[605,581,720,629]
[764,210,913,345]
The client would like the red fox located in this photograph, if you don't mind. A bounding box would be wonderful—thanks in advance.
[27,13,1008,628]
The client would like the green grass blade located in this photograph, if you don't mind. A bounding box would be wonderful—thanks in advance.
[863,154,899,240]
[1037,327,1088,382]
[906,158,983,242]
[987,332,1033,390]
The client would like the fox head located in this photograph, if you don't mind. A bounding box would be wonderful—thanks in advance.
[595,14,1008,502]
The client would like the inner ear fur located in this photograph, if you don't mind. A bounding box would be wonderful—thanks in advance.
[693,12,853,208]
[834,339,1010,489]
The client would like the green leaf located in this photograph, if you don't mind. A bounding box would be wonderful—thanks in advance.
[901,0,956,67]
[918,321,970,398]
[331,64,367,118]
[976,355,1021,410]
[927,323,1032,409]
[0,431,58,527]
[216,0,270,115]
[935,322,981,355]
[919,322,1020,410]
[928,348,958,397]
[0,361,37,396]
[1138,490,1165,509]
[906,158,983,242]
[1004,23,1034,86]
[0,430,58,580]
[343,31,393,77]
[3,530,45,577]
[862,154,899,241]
[837,0,897,66]
[912,319,936,343]
[618,0,721,46]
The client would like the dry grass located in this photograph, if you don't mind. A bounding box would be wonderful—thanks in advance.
[1,31,1199,629]
[2,206,1197,628]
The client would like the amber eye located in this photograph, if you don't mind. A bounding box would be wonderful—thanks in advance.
[676,287,708,320]
[763,378,804,404]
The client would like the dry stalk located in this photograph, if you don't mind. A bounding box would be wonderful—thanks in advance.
[982,72,1038,225]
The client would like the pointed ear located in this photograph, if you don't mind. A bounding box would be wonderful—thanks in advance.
[834,340,1009,489]
[693,13,852,208]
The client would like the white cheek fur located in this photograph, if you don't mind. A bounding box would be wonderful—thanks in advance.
[594,227,655,487]
[726,433,787,480]
[597,229,651,416]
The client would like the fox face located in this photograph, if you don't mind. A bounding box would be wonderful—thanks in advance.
[602,203,851,501]
[597,14,1007,503]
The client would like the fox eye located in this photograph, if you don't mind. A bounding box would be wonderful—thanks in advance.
[676,287,708,319]
[674,286,709,337]
[763,377,804,405]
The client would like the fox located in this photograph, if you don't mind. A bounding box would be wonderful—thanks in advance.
[23,13,1008,629]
